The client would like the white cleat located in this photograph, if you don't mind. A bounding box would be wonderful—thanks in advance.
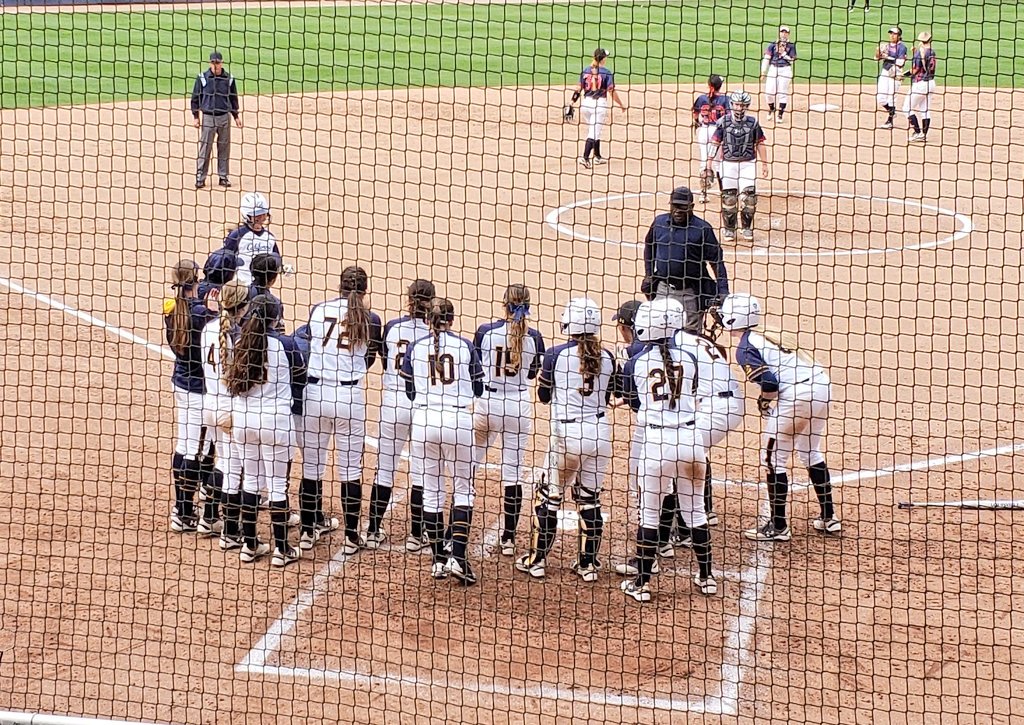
[364,530,387,550]
[271,546,302,568]
[578,157,593,169]
[341,534,365,555]
[614,557,661,577]
[197,518,223,538]
[405,534,429,552]
[571,560,599,583]
[218,534,243,552]
[315,517,340,536]
[621,580,652,603]
[706,511,720,527]
[908,132,927,143]
[741,228,755,241]
[299,530,320,551]
[514,554,546,579]
[240,541,271,563]
[446,557,477,586]
[657,543,675,559]
[431,561,449,580]
[723,228,736,242]
[743,522,792,542]
[499,537,516,557]
[694,573,718,596]
[813,517,842,535]
[592,157,608,165]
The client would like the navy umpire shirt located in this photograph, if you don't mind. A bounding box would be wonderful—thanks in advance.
[643,212,730,309]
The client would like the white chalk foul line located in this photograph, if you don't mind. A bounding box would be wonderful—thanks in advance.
[544,189,974,259]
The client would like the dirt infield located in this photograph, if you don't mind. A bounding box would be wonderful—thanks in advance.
[2,82,1024,724]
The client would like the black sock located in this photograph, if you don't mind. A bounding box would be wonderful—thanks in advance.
[923,118,931,135]
[341,480,361,538]
[179,456,203,522]
[502,484,522,540]
[704,458,714,514]
[368,484,392,534]
[172,453,186,518]
[424,511,445,564]
[909,114,921,133]
[269,499,290,553]
[691,525,713,579]
[222,491,241,539]
[578,505,604,568]
[779,103,787,117]
[768,103,776,114]
[593,139,603,159]
[299,478,319,534]
[660,493,678,547]
[240,491,260,548]
[529,503,558,564]
[636,526,659,586]
[583,138,595,160]
[450,506,473,562]
[202,465,222,524]
[808,462,835,520]
[410,487,425,538]
[767,472,790,530]
[886,105,896,122]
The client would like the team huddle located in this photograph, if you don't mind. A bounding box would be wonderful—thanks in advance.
[164,191,841,601]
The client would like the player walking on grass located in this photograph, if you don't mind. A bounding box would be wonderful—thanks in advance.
[619,299,715,601]
[571,48,626,169]
[706,92,768,242]
[875,27,908,130]
[692,75,730,204]
[472,284,545,557]
[401,298,485,585]
[165,260,217,534]
[302,266,383,554]
[761,26,796,123]
[365,279,436,550]
[515,298,615,583]
[718,293,840,541]
[905,32,937,143]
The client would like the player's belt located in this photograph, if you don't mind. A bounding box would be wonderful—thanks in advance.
[558,412,606,424]
[717,391,735,398]
[307,376,359,386]
[648,420,696,430]
[486,385,527,394]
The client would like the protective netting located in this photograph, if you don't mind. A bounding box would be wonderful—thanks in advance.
[1,1,1022,723]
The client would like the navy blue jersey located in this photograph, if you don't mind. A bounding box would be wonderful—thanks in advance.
[579,66,615,99]
[270,329,310,415]
[764,41,796,68]
[165,296,217,394]
[881,41,909,72]
[692,92,731,127]
[911,48,937,82]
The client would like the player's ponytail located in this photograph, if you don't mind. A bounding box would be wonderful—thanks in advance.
[407,279,436,320]
[225,295,273,396]
[167,260,199,357]
[503,283,530,374]
[428,298,456,381]
[760,326,818,366]
[658,339,678,409]
[340,266,370,349]
[217,279,251,386]
[573,334,603,381]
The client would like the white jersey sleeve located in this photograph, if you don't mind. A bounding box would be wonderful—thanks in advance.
[735,330,828,394]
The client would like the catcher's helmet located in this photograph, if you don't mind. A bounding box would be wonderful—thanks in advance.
[240,192,270,224]
[634,298,686,342]
[561,297,601,335]
[719,293,762,330]
[729,90,752,107]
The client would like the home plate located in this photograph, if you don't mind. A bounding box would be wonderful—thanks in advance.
[809,103,840,112]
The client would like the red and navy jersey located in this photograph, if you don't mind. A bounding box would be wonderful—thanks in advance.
[692,92,731,127]
[579,66,615,98]
[911,48,937,82]
[764,41,796,67]
[881,41,908,72]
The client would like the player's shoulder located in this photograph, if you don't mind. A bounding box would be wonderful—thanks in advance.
[476,319,505,338]
[546,340,575,359]
[526,326,545,345]
[384,314,412,335]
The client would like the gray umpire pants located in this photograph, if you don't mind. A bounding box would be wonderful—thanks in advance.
[196,113,231,183]
[655,282,703,333]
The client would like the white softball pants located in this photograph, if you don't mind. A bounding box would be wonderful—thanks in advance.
[903,79,935,118]
[638,425,706,529]
[174,388,210,460]
[581,96,609,141]
[764,65,793,105]
[763,378,831,477]
[696,124,723,176]
[203,394,242,494]
[375,387,415,489]
[697,394,745,449]
[411,407,476,514]
[301,381,366,481]
[473,390,532,486]
[876,73,900,106]
[233,408,294,504]
[720,160,758,191]
[548,417,612,497]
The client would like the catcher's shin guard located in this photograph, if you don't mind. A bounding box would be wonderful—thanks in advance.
[450,506,473,563]
[721,189,739,230]
[577,503,604,569]
[740,186,758,229]
[525,488,558,566]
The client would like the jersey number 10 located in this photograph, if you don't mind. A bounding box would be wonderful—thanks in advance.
[428,354,456,385]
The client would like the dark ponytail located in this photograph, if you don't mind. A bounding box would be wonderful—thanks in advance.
[407,279,436,320]
[167,260,199,356]
[428,297,455,381]
[225,295,274,396]
[340,265,370,348]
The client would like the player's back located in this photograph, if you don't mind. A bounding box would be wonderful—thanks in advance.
[381,315,430,391]
[737,330,826,390]
[674,331,739,399]
[625,343,699,428]
[307,297,375,382]
[543,342,615,422]
[200,317,232,402]
[231,336,293,414]
[474,320,544,392]
[402,331,481,410]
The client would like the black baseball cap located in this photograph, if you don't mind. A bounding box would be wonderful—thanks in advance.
[613,300,642,327]
[670,186,695,206]
[209,51,224,62]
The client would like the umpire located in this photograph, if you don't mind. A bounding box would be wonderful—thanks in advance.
[642,186,729,332]
[190,51,241,189]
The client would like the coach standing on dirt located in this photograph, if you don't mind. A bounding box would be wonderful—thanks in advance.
[191,51,242,189]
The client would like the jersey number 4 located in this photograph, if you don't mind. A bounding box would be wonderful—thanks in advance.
[428,354,456,385]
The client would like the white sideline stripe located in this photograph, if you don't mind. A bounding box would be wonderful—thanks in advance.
[0,713,160,725]
[0,276,174,360]
[543,189,975,259]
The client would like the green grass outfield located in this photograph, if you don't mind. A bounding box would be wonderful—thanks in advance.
[1,0,1021,108]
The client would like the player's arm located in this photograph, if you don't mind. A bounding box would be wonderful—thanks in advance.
[365,313,383,367]
[608,86,626,110]
[643,224,656,279]
[619,357,641,412]
[400,344,417,402]
[528,329,546,380]
[468,344,485,397]
[895,43,908,70]
[760,44,772,77]
[537,348,557,404]
[705,126,722,170]
[755,126,769,177]
[704,225,730,301]
[736,343,779,399]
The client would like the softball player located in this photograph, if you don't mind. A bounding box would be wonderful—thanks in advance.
[222,192,285,286]
[199,278,251,552]
[761,26,796,122]
[570,48,626,169]
[249,253,285,332]
[875,27,908,129]
[612,300,645,513]
[691,75,730,204]
[706,91,768,242]
[905,32,937,143]
[365,279,436,550]
[619,299,714,601]
[400,298,485,585]
[848,0,869,11]
[472,284,546,556]
[165,260,217,534]
[302,266,383,554]
[515,298,615,583]
[718,293,840,540]
[223,295,301,567]
[199,247,241,301]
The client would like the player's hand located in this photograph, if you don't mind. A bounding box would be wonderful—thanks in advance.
[235,116,243,128]
[282,263,296,277]
[757,396,774,417]
[193,118,201,128]
[761,162,769,178]
[216,411,233,434]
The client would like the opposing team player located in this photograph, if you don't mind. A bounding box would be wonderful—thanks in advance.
[875,27,908,130]
[515,298,616,583]
[761,26,796,122]
[224,295,301,567]
[365,279,437,550]
[165,260,217,534]
[472,284,545,556]
[301,266,383,553]
[222,192,285,286]
[691,74,730,204]
[569,48,627,169]
[718,293,840,541]
[619,299,714,601]
[905,31,937,143]
[706,90,769,241]
[401,298,485,585]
